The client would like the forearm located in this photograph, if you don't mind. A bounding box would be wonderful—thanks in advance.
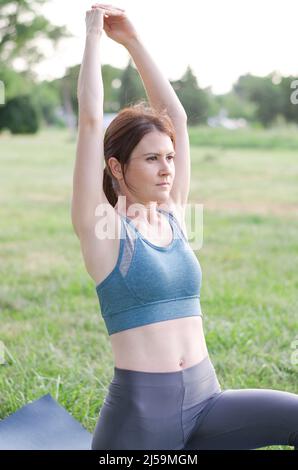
[126,36,187,122]
[77,32,103,122]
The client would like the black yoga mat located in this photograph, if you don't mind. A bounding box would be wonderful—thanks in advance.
[0,393,93,450]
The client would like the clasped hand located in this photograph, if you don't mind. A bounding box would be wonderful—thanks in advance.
[85,3,139,47]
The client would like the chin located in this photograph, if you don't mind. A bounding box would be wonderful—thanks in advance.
[157,195,170,204]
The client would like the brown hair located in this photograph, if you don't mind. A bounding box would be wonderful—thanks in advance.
[103,100,176,207]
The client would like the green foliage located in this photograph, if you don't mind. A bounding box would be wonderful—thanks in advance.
[1,0,298,133]
[172,66,210,125]
[31,80,62,126]
[233,72,298,127]
[215,91,258,121]
[0,0,72,70]
[0,65,34,100]
[0,65,65,131]
[118,59,147,109]
[0,1,73,132]
[0,94,39,133]
[279,75,298,123]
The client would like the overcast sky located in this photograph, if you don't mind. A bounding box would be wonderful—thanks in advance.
[30,0,298,95]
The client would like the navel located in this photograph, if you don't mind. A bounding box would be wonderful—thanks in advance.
[179,357,185,367]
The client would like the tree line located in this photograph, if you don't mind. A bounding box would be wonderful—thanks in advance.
[0,0,297,134]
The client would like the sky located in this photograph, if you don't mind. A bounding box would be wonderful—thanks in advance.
[28,0,298,95]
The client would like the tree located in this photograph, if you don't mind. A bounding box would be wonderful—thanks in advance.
[119,58,146,109]
[0,64,33,101]
[172,66,209,125]
[0,1,72,133]
[234,73,285,127]
[0,0,72,76]
[0,94,39,133]
[279,75,298,125]
[214,91,258,122]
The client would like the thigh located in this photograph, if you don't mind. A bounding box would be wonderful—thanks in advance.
[184,388,298,450]
[91,380,185,450]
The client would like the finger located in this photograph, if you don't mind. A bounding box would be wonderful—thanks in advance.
[93,3,116,7]
[90,7,109,15]
[92,4,125,11]
[91,8,125,16]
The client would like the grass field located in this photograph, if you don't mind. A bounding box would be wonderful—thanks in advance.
[0,125,297,450]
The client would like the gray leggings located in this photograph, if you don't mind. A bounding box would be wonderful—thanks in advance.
[91,355,298,450]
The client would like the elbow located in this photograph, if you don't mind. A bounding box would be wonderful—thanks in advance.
[71,216,86,240]
[178,109,188,122]
[71,223,81,239]
[170,110,188,125]
[70,210,80,238]
[70,203,82,239]
[78,113,103,128]
[77,100,103,127]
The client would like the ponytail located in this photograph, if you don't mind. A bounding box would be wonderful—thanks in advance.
[103,165,118,208]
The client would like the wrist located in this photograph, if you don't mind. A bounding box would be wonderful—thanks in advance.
[86,28,103,38]
[124,35,142,50]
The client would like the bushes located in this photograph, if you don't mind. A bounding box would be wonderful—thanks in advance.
[0,94,40,134]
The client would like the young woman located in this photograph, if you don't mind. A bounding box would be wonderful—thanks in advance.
[71,4,298,450]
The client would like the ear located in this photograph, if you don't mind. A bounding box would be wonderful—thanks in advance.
[108,157,123,180]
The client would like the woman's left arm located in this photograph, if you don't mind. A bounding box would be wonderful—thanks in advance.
[91,3,187,122]
[92,3,189,206]
[125,36,187,123]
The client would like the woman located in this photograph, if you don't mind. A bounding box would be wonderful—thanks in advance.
[71,4,298,450]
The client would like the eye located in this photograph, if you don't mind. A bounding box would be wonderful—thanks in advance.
[146,155,175,161]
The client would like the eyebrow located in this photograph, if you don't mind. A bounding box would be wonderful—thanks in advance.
[142,151,176,156]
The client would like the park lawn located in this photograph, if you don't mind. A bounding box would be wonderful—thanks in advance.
[0,126,297,450]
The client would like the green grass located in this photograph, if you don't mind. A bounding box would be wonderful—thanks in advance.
[0,126,297,450]
[188,124,298,149]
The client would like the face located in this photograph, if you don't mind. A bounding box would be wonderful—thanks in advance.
[112,130,176,212]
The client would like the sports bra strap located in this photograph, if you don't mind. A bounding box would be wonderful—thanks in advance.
[158,208,188,242]
[119,208,187,244]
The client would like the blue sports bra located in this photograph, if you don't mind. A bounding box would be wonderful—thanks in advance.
[95,208,203,335]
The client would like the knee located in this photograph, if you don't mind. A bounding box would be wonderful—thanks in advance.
[91,434,96,450]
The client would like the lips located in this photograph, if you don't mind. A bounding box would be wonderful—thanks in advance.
[156,182,170,186]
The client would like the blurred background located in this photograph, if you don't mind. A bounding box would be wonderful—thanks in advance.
[0,0,297,450]
[1,0,298,133]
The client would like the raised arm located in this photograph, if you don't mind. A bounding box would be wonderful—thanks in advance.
[71,8,106,238]
[97,3,190,207]
[125,35,190,207]
[97,3,187,122]
[125,38,187,122]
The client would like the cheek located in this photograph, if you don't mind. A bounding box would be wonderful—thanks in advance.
[128,162,158,187]
[135,164,153,180]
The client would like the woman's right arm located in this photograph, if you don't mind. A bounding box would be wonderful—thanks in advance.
[71,9,105,238]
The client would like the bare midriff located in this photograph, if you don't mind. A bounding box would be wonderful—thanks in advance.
[109,315,209,372]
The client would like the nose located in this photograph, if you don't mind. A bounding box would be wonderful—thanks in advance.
[159,158,172,174]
